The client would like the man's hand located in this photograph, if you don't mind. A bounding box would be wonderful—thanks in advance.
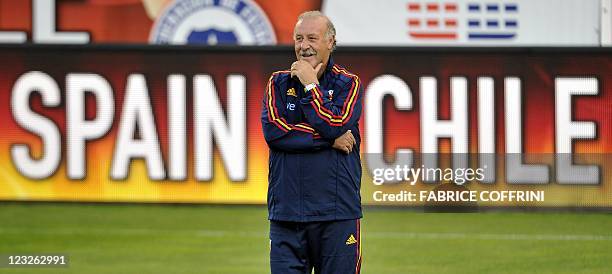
[290,60,323,86]
[332,130,357,154]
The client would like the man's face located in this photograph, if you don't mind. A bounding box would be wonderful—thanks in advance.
[293,17,333,69]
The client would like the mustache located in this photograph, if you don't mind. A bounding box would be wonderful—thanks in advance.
[300,49,317,56]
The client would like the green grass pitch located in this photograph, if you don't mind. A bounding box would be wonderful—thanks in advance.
[1,203,611,273]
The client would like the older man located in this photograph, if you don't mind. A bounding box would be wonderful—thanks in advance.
[261,11,363,274]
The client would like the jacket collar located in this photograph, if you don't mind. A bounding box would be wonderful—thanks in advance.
[320,57,335,85]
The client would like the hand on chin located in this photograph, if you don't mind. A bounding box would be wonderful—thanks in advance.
[299,56,318,68]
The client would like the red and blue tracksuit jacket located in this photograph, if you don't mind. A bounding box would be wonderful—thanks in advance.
[261,59,363,222]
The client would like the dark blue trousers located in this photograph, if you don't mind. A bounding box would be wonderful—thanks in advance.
[270,219,362,274]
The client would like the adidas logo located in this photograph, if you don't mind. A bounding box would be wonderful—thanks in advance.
[286,88,297,97]
[345,234,357,245]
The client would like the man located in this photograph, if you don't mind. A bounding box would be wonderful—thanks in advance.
[261,11,363,274]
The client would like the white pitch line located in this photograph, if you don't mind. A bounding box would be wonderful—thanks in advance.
[1,228,611,241]
[364,231,612,241]
[0,228,267,238]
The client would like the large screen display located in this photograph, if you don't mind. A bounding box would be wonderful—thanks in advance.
[0,46,609,207]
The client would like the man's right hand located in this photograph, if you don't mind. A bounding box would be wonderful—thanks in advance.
[332,130,356,154]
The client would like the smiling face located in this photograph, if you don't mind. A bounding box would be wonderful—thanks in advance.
[293,16,334,69]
